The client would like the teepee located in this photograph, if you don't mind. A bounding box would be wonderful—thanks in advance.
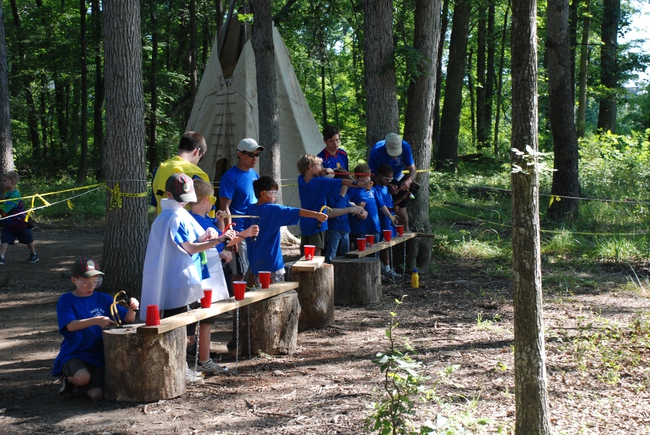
[186,18,322,210]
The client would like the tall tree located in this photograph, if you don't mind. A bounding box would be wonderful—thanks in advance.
[436,0,472,170]
[576,0,590,138]
[597,0,619,132]
[76,0,89,184]
[403,0,441,273]
[0,1,14,173]
[364,0,399,152]
[251,0,281,199]
[510,0,552,433]
[547,0,580,220]
[493,0,510,156]
[476,1,489,149]
[433,0,450,156]
[91,0,105,180]
[102,0,148,292]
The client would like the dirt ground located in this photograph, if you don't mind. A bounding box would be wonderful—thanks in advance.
[1,224,650,434]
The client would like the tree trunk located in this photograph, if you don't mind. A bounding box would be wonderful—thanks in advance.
[404,0,441,273]
[546,0,580,221]
[76,0,89,185]
[91,0,105,181]
[331,257,382,305]
[477,3,488,149]
[436,0,472,170]
[147,0,159,175]
[0,2,14,173]
[364,0,399,152]
[290,263,334,330]
[485,1,496,148]
[597,0,619,133]
[576,0,590,139]
[103,0,149,294]
[493,1,510,157]
[511,0,552,433]
[251,0,282,202]
[433,0,450,158]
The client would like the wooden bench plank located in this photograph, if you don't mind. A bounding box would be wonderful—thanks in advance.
[291,255,325,272]
[136,281,299,335]
[345,232,417,258]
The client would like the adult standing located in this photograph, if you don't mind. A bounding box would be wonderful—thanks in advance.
[218,138,264,282]
[317,125,348,172]
[151,131,209,215]
[368,133,417,231]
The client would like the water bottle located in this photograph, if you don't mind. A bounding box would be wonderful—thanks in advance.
[411,269,419,289]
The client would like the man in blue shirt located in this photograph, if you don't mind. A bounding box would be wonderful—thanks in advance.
[368,133,417,231]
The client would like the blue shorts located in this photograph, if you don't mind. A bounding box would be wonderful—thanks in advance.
[1,227,34,245]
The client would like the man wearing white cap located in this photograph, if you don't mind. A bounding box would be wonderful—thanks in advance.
[368,133,417,231]
[219,138,264,282]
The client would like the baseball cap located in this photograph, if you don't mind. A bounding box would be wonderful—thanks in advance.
[237,138,265,153]
[71,258,104,278]
[385,133,403,157]
[165,172,197,203]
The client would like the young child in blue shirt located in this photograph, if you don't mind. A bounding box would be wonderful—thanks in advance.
[53,258,139,400]
[297,154,372,257]
[374,164,400,279]
[247,176,327,284]
[347,164,381,249]
[0,171,38,265]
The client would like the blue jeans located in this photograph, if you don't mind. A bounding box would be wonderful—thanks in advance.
[324,230,350,263]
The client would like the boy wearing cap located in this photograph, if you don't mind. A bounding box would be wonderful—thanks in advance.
[218,138,264,282]
[368,133,417,231]
[53,258,139,400]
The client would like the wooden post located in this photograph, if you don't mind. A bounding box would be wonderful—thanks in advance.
[103,326,186,402]
[231,291,301,356]
[331,257,382,305]
[289,263,334,330]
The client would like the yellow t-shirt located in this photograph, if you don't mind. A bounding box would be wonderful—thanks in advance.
[152,156,210,214]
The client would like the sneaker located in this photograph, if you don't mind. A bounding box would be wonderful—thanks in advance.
[58,376,74,399]
[197,358,228,374]
[185,363,205,385]
[0,256,4,266]
[382,269,402,280]
[26,253,39,264]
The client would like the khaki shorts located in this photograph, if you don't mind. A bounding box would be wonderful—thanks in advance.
[300,232,325,251]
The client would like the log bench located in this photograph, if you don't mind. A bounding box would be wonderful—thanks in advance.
[332,232,417,305]
[103,282,299,402]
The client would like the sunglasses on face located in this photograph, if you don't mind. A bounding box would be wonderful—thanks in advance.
[206,195,217,205]
[263,190,279,197]
[241,151,261,158]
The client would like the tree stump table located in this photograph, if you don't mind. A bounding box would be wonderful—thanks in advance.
[331,257,382,305]
[289,256,334,330]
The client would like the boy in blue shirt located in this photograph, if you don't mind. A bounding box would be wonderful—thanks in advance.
[374,164,400,279]
[53,258,139,400]
[247,176,327,284]
[347,164,381,249]
[297,154,372,257]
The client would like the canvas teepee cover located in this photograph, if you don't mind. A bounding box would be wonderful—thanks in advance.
[186,20,321,210]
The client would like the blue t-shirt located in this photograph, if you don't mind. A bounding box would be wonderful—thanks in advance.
[218,166,259,231]
[297,176,342,236]
[326,192,352,232]
[317,148,349,172]
[374,184,395,234]
[52,291,128,376]
[174,218,209,280]
[245,202,301,274]
[368,140,415,181]
[347,187,380,235]
[190,212,226,253]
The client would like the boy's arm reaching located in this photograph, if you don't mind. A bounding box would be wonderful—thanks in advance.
[299,209,328,223]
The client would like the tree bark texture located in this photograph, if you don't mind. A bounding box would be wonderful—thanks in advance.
[364,0,399,152]
[597,0,619,133]
[511,0,552,433]
[331,257,381,305]
[76,0,89,185]
[289,263,334,330]
[576,0,590,139]
[231,292,301,356]
[403,0,441,273]
[433,0,450,158]
[437,0,472,170]
[103,0,149,294]
[103,326,186,402]
[476,3,488,149]
[251,0,282,202]
[547,0,580,221]
[91,0,105,180]
[0,3,14,173]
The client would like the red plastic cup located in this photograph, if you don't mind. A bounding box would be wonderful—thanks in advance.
[201,289,212,308]
[357,238,366,251]
[366,234,375,246]
[304,245,315,261]
[395,225,404,237]
[233,281,247,301]
[383,229,392,242]
[145,304,160,326]
[259,271,271,289]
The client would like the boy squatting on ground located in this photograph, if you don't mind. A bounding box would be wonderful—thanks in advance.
[296,154,373,257]
[0,170,38,265]
[140,173,237,373]
[188,179,258,373]
[246,176,328,284]
[53,258,139,401]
